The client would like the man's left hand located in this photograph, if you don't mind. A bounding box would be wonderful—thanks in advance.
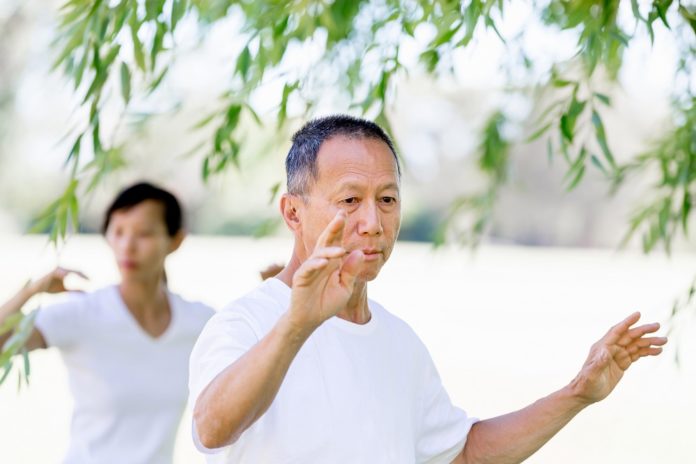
[571,312,667,405]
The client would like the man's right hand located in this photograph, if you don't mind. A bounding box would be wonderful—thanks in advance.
[288,211,364,333]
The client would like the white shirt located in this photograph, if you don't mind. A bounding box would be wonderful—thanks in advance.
[35,285,214,464]
[189,278,476,464]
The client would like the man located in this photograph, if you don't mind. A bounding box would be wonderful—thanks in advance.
[189,115,666,463]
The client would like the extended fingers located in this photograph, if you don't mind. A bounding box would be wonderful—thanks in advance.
[312,246,347,260]
[616,322,661,347]
[315,211,347,249]
[295,257,330,283]
[296,247,346,285]
[630,346,663,362]
[626,336,668,353]
[605,312,642,344]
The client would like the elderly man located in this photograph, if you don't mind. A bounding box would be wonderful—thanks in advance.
[189,115,666,463]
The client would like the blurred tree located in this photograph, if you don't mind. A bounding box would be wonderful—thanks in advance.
[40,0,694,251]
[2,0,695,383]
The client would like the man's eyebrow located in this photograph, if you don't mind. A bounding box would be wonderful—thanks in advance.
[333,181,400,192]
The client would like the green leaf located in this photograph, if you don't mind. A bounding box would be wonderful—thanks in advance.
[560,114,573,142]
[526,122,552,142]
[268,181,281,205]
[591,154,609,176]
[120,62,131,103]
[560,98,586,143]
[244,103,262,126]
[0,361,13,385]
[150,21,166,69]
[593,92,611,106]
[194,112,217,129]
[130,15,146,72]
[682,191,691,234]
[591,110,616,168]
[226,104,242,129]
[171,0,187,31]
[202,157,210,181]
[552,78,574,87]
[656,0,673,28]
[278,82,298,127]
[147,67,169,93]
[0,313,23,337]
[69,194,80,231]
[678,5,696,35]
[22,348,30,386]
[630,0,644,21]
[236,46,252,82]
[419,49,439,73]
[431,22,461,48]
[103,44,121,69]
[73,52,88,89]
[65,134,83,169]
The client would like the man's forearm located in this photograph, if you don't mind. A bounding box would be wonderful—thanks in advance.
[193,313,313,449]
[456,383,589,464]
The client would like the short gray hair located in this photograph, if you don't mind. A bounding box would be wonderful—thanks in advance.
[285,115,401,196]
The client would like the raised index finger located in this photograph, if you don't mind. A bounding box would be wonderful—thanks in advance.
[315,210,347,250]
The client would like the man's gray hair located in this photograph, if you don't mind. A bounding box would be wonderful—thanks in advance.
[285,115,401,196]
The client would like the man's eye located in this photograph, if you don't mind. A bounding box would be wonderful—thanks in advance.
[381,197,396,204]
[343,197,358,204]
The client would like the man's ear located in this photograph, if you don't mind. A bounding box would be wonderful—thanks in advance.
[280,193,302,232]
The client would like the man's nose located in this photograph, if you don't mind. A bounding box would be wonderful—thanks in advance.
[357,201,383,236]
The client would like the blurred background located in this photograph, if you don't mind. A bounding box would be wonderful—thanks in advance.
[1,0,695,463]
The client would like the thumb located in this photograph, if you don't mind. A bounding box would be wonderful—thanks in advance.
[339,250,364,290]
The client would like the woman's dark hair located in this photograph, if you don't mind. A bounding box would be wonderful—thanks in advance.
[101,182,183,237]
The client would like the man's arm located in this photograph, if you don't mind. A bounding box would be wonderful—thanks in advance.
[193,211,364,449]
[453,312,666,464]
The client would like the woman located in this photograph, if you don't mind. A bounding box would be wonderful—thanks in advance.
[0,182,214,464]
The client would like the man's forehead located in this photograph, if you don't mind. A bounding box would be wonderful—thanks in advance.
[315,135,399,174]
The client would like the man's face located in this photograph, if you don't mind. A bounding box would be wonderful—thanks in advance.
[295,135,401,282]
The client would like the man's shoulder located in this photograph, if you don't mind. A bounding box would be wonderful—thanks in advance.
[212,279,289,331]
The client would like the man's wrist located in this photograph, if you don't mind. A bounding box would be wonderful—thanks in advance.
[564,375,597,409]
[278,312,315,347]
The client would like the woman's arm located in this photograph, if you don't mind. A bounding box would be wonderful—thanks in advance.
[0,268,87,351]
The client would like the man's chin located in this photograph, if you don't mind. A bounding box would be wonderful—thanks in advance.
[356,266,382,282]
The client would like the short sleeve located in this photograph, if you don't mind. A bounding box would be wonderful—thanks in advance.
[187,309,260,454]
[33,293,86,349]
[415,345,478,464]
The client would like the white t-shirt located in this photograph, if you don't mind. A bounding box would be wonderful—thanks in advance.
[189,278,476,464]
[34,285,214,464]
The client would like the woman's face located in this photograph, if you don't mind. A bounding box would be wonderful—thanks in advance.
[105,200,182,282]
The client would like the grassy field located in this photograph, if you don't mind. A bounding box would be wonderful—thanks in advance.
[1,234,694,463]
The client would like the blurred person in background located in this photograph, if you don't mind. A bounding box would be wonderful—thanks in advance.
[0,182,215,464]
